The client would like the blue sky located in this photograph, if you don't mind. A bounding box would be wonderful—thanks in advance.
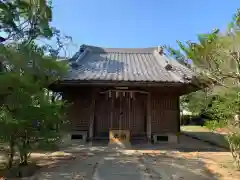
[52,0,238,55]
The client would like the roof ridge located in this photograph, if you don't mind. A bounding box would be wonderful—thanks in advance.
[81,44,157,53]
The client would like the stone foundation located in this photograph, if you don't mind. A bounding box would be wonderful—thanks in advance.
[71,131,88,142]
[59,131,88,147]
[153,134,178,144]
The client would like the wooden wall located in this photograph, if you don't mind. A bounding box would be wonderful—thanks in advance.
[151,92,179,134]
[63,86,180,137]
[64,87,93,131]
[94,92,146,138]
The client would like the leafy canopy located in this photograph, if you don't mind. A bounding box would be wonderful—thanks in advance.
[0,0,71,167]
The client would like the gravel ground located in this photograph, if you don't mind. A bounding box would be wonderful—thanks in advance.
[1,135,240,180]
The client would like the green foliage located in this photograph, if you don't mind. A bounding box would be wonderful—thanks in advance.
[213,88,240,118]
[163,45,191,67]
[204,120,227,131]
[0,0,71,169]
[181,90,208,114]
[0,0,53,41]
[227,131,240,168]
[202,94,227,120]
[167,9,240,168]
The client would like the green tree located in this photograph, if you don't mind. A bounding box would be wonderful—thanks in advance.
[0,0,71,169]
[166,9,240,168]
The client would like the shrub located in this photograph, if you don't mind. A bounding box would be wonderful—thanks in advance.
[204,120,227,131]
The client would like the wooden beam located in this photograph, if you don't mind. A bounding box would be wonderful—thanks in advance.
[147,93,152,143]
[100,89,149,94]
[89,91,96,141]
[56,80,190,88]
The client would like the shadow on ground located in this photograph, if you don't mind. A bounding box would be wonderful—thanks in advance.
[182,131,229,150]
[27,151,100,180]
[31,146,221,180]
[3,135,232,179]
[181,125,230,150]
[141,153,221,180]
[64,135,228,153]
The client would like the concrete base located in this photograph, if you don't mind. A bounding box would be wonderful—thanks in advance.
[59,131,88,148]
[153,134,178,144]
[168,135,178,143]
[71,131,88,142]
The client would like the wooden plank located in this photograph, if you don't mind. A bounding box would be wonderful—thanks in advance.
[110,93,114,129]
[177,96,181,133]
[176,96,180,143]
[147,93,152,142]
[89,91,96,141]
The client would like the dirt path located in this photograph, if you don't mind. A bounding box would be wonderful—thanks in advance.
[92,153,149,180]
[31,153,101,180]
[93,151,217,180]
[5,136,240,180]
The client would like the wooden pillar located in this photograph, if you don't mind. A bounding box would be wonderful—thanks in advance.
[89,91,96,141]
[110,91,114,131]
[177,96,180,143]
[147,93,152,143]
[119,92,122,131]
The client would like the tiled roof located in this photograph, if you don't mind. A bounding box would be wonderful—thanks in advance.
[63,45,194,83]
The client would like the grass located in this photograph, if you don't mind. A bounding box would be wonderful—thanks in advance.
[181,125,229,149]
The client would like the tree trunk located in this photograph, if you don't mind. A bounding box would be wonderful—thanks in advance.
[19,132,29,166]
[20,140,28,166]
[8,136,15,168]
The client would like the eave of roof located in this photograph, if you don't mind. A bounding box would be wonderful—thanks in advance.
[62,44,195,85]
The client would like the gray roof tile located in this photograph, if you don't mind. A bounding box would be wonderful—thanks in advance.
[63,45,194,83]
